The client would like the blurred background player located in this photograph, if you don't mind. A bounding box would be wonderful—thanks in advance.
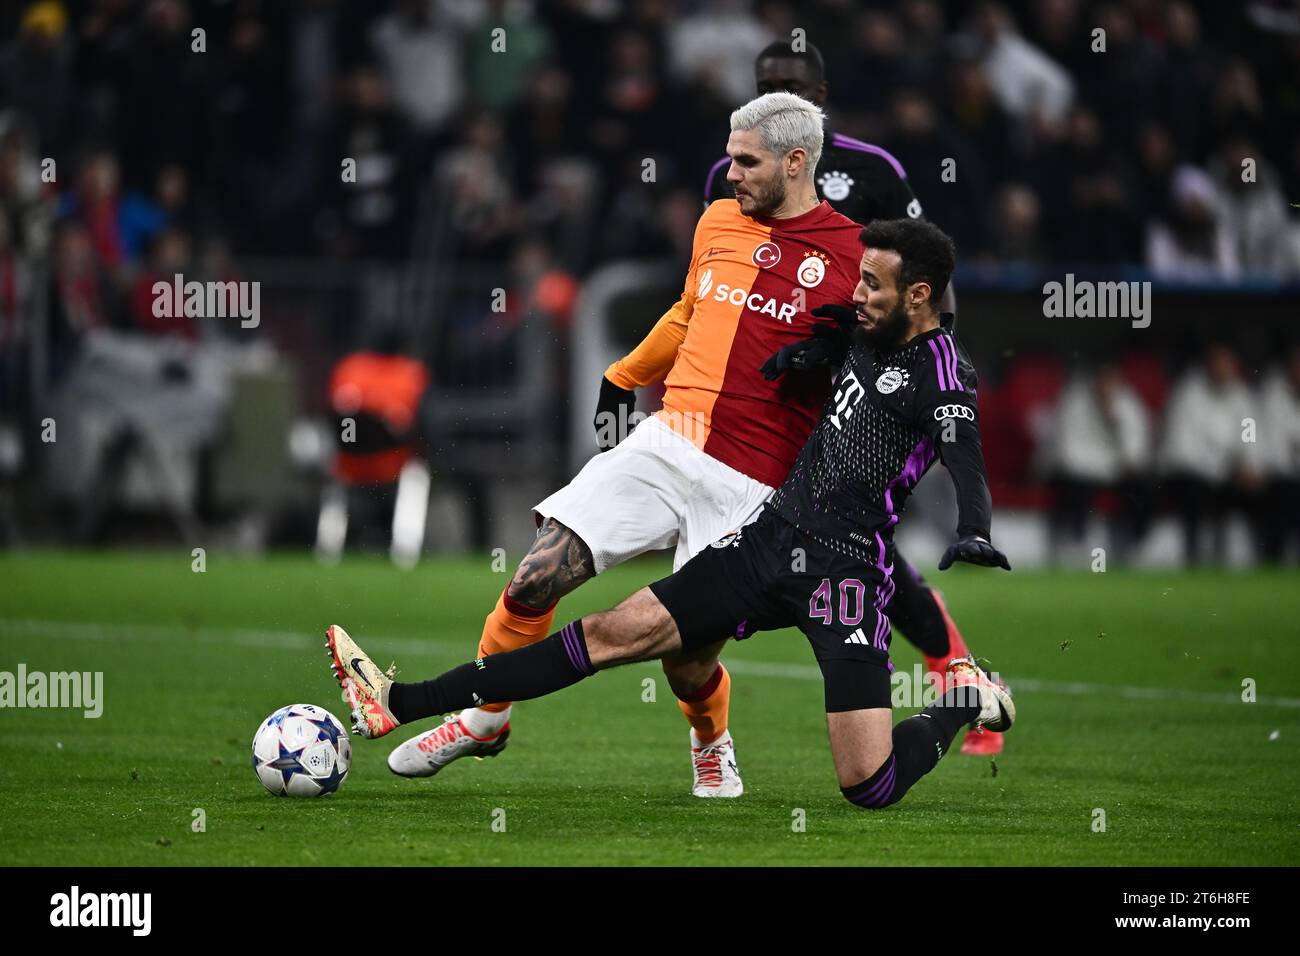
[705,38,997,754]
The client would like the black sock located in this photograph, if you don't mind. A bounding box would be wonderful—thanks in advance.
[841,687,978,809]
[883,557,951,658]
[387,620,594,725]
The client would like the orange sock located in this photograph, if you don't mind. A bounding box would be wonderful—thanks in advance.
[675,664,730,745]
[475,588,557,713]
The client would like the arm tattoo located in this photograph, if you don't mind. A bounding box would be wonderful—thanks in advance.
[509,519,595,608]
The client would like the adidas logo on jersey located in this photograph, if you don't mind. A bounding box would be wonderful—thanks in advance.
[844,628,871,645]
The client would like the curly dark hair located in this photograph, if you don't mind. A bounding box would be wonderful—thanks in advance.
[858,218,956,305]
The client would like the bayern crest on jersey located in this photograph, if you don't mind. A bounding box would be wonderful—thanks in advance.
[876,367,910,394]
[820,170,854,201]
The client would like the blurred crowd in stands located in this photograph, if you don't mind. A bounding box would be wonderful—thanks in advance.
[4,0,1300,286]
[987,340,1300,565]
[0,0,1298,562]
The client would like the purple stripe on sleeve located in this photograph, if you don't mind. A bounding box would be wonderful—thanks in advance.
[884,439,936,528]
[704,156,729,200]
[928,338,950,391]
[830,134,909,180]
[938,334,964,392]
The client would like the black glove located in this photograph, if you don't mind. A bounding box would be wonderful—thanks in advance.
[760,323,851,381]
[939,534,1011,571]
[810,303,860,329]
[593,375,637,451]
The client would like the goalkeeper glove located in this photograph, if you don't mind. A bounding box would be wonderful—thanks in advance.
[939,534,1011,571]
[593,375,637,452]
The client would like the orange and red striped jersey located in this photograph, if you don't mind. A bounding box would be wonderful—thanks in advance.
[606,198,864,488]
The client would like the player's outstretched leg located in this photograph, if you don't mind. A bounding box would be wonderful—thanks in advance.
[886,555,1004,756]
[329,587,683,746]
[326,624,401,739]
[835,656,1014,810]
[663,647,742,798]
[386,518,594,777]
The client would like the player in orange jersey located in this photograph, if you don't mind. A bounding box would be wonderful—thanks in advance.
[708,39,1000,757]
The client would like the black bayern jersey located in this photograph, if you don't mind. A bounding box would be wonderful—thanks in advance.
[768,314,991,567]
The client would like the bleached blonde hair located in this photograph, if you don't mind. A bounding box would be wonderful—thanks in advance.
[729,91,824,177]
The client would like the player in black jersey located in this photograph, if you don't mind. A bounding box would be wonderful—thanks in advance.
[707,38,1000,755]
[330,219,1015,810]
[704,41,923,229]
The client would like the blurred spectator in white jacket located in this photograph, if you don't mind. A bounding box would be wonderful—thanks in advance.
[1044,362,1153,562]
[1257,344,1300,561]
[1146,165,1240,281]
[1159,344,1264,564]
[972,1,1075,126]
[1209,137,1300,280]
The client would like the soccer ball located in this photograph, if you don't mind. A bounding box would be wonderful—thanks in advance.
[251,704,352,797]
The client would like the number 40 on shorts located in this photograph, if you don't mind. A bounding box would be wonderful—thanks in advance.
[808,577,873,626]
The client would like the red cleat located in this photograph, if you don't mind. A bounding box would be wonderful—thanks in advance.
[960,726,1005,755]
[926,591,1008,755]
[923,589,971,690]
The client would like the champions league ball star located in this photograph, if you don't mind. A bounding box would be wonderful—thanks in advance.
[251,703,352,797]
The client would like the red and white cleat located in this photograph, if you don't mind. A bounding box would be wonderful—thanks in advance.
[945,656,1015,733]
[925,591,1006,754]
[691,729,744,798]
[386,714,510,778]
[922,589,972,690]
[325,624,401,739]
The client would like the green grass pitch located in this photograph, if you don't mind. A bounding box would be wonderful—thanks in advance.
[1,551,1297,866]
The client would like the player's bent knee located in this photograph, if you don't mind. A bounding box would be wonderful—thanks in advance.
[585,588,679,668]
[839,746,905,810]
[840,785,904,811]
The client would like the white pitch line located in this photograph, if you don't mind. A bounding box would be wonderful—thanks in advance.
[4,617,1299,710]
[724,662,1300,709]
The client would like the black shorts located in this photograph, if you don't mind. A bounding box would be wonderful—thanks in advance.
[649,509,894,711]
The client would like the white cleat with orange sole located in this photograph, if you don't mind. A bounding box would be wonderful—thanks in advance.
[387,715,511,778]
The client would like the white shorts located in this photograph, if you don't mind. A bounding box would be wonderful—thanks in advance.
[534,416,775,574]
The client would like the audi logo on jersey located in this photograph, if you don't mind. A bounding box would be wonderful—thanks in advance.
[933,404,974,421]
